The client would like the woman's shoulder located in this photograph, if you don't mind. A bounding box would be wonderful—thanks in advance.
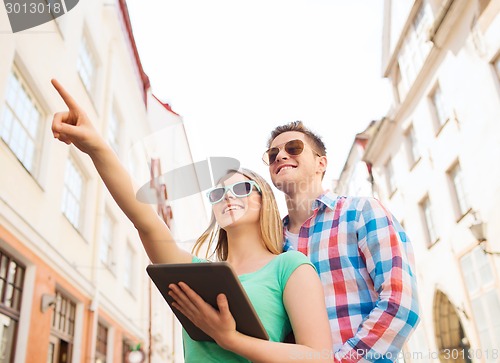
[192,255,209,263]
[276,250,312,266]
[273,251,315,289]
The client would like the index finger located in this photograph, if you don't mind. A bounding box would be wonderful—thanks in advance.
[51,79,80,110]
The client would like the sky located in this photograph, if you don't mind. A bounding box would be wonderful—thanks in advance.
[126,0,393,212]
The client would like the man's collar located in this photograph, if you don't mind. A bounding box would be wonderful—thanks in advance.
[311,190,337,211]
[283,190,337,227]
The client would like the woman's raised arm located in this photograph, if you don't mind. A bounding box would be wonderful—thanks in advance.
[51,79,192,264]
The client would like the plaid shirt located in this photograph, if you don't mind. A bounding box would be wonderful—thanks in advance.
[283,192,420,362]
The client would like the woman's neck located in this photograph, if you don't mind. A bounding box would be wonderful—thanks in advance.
[224,225,275,273]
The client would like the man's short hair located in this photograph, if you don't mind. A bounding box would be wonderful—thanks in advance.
[267,121,327,156]
[267,121,327,179]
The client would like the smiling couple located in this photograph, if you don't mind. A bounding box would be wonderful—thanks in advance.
[51,78,419,363]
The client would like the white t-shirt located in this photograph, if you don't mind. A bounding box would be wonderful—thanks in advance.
[285,228,299,250]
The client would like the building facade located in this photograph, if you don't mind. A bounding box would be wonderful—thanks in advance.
[336,0,500,362]
[0,1,207,362]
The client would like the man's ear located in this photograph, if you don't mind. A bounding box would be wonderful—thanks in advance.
[317,155,327,175]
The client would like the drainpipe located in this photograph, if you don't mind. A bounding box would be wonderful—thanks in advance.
[87,14,117,358]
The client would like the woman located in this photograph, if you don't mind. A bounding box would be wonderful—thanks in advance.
[50,79,332,362]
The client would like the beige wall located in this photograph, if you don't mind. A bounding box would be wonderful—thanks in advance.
[339,1,500,361]
[0,0,206,362]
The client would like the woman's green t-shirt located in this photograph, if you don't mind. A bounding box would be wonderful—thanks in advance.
[182,251,314,363]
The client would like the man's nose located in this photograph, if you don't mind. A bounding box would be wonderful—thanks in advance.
[274,148,289,164]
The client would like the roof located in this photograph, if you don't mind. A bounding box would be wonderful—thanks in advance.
[118,0,151,106]
[152,94,180,116]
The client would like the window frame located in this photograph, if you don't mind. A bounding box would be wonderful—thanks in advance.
[419,194,439,247]
[77,29,99,100]
[51,290,77,342]
[1,68,44,176]
[99,209,115,271]
[446,161,471,221]
[492,51,500,83]
[0,249,25,363]
[107,104,122,156]
[404,124,421,169]
[123,242,135,293]
[61,157,86,231]
[384,156,397,198]
[459,247,500,357]
[95,321,109,363]
[428,84,450,134]
[397,2,433,93]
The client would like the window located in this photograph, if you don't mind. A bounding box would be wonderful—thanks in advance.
[77,34,97,95]
[49,291,76,363]
[61,158,84,229]
[385,156,396,197]
[123,244,134,291]
[100,211,114,269]
[429,85,449,129]
[0,250,25,363]
[95,322,108,363]
[460,247,500,362]
[420,195,438,246]
[1,70,43,173]
[398,3,432,90]
[107,107,120,154]
[393,64,404,103]
[447,162,470,218]
[405,125,420,168]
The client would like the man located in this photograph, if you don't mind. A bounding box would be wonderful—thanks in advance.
[263,121,420,362]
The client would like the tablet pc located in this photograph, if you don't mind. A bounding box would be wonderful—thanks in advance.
[146,262,269,342]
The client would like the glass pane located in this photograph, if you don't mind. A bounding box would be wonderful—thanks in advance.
[0,256,6,279]
[432,88,445,124]
[471,298,487,333]
[484,290,500,326]
[1,108,13,141]
[4,285,13,308]
[0,312,16,363]
[47,342,55,363]
[62,160,83,228]
[2,71,41,172]
[460,254,478,294]
[474,248,494,286]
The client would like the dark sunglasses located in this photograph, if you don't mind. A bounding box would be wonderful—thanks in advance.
[262,139,321,165]
[206,181,262,204]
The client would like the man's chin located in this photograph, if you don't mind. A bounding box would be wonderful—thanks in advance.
[273,180,299,195]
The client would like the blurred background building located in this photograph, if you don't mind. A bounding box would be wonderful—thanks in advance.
[335,0,500,362]
[0,0,207,362]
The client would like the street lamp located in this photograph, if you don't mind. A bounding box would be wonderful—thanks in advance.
[469,216,500,255]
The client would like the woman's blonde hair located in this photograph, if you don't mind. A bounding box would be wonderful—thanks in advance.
[192,168,283,261]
